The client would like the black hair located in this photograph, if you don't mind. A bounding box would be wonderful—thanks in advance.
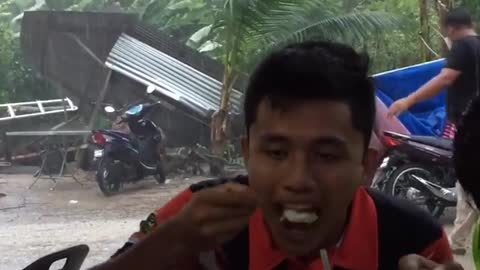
[444,7,473,28]
[243,41,375,150]
[454,96,480,208]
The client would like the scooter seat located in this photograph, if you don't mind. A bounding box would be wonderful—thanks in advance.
[106,130,132,141]
[408,136,453,151]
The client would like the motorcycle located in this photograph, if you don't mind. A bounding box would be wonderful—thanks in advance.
[372,131,457,218]
[91,102,166,196]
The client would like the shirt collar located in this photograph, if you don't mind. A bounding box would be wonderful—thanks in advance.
[249,187,378,270]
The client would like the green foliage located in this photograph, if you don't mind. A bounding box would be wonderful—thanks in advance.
[0,28,56,103]
[1,0,479,108]
[459,0,480,22]
[474,221,480,270]
[362,0,445,73]
[143,0,214,43]
[163,0,399,73]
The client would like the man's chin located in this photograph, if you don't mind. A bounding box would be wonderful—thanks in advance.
[277,241,320,257]
[273,233,322,257]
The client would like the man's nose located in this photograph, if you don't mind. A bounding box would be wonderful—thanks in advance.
[282,155,315,193]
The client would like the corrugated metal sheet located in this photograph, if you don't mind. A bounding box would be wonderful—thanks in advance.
[106,34,243,117]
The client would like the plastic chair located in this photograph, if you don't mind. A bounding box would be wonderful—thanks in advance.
[23,244,89,270]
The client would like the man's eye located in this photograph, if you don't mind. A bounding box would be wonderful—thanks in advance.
[265,149,288,160]
[314,152,339,161]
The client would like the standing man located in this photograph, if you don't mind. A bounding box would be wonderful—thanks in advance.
[388,7,480,255]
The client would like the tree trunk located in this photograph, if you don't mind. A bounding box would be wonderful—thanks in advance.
[437,0,455,57]
[210,65,238,175]
[419,0,433,61]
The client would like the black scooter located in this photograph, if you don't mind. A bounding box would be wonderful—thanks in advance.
[372,131,457,218]
[91,102,166,196]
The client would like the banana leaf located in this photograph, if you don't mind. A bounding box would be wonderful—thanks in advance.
[473,220,480,269]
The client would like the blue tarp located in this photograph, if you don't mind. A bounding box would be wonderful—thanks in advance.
[374,59,447,136]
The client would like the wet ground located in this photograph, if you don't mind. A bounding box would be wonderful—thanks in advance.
[0,172,475,269]
[0,171,201,269]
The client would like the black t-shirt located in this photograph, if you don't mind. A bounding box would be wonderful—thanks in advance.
[445,35,480,124]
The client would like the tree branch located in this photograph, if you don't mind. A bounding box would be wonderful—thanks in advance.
[419,35,440,57]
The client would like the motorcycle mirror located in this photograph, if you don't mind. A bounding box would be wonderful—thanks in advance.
[104,106,116,113]
[146,85,156,94]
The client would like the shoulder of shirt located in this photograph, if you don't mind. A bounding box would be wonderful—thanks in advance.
[366,188,444,252]
[453,36,480,48]
[367,188,442,231]
[189,175,249,192]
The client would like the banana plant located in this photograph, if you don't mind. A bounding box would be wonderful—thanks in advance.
[473,221,480,269]
[460,0,480,23]
[185,0,399,156]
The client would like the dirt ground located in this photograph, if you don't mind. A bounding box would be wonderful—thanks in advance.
[0,172,475,270]
[0,171,201,270]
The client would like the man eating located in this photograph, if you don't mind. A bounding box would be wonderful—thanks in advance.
[91,41,453,270]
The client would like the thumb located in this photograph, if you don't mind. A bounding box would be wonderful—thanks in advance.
[434,262,464,270]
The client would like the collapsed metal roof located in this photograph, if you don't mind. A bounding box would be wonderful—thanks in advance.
[20,11,248,123]
[19,11,248,145]
[106,34,243,117]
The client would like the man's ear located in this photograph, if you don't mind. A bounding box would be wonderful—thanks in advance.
[241,136,249,164]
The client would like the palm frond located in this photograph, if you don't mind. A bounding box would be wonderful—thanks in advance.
[218,0,315,66]
[187,0,398,71]
[253,10,399,48]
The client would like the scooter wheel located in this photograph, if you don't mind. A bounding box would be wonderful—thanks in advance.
[385,164,445,218]
[96,159,121,196]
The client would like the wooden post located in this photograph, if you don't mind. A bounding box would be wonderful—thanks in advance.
[3,130,11,162]
[85,69,112,136]
[76,69,112,169]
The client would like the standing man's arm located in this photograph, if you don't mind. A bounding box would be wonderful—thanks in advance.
[387,68,460,118]
[388,40,469,118]
[407,68,460,104]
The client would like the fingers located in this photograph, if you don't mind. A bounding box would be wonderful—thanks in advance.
[199,183,258,208]
[191,205,256,222]
[387,106,399,119]
[200,215,251,236]
[188,208,250,249]
[399,254,438,270]
[387,111,395,119]
[433,262,464,270]
[387,108,396,119]
[398,255,464,270]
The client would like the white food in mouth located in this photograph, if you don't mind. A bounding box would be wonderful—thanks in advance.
[281,209,319,224]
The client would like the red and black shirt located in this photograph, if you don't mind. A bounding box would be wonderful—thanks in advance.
[113,175,452,270]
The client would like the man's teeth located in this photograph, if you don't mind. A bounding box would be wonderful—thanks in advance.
[281,208,319,224]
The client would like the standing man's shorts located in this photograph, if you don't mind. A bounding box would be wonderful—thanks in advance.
[442,122,457,139]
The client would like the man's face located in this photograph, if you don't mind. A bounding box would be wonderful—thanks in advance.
[242,99,368,256]
[446,26,459,41]
[446,25,472,41]
[444,37,453,50]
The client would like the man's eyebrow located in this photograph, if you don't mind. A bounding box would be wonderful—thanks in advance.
[258,134,289,143]
[312,137,347,147]
[257,134,346,146]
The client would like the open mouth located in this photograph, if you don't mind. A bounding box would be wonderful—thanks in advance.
[281,209,319,224]
[279,204,320,231]
[274,204,321,243]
